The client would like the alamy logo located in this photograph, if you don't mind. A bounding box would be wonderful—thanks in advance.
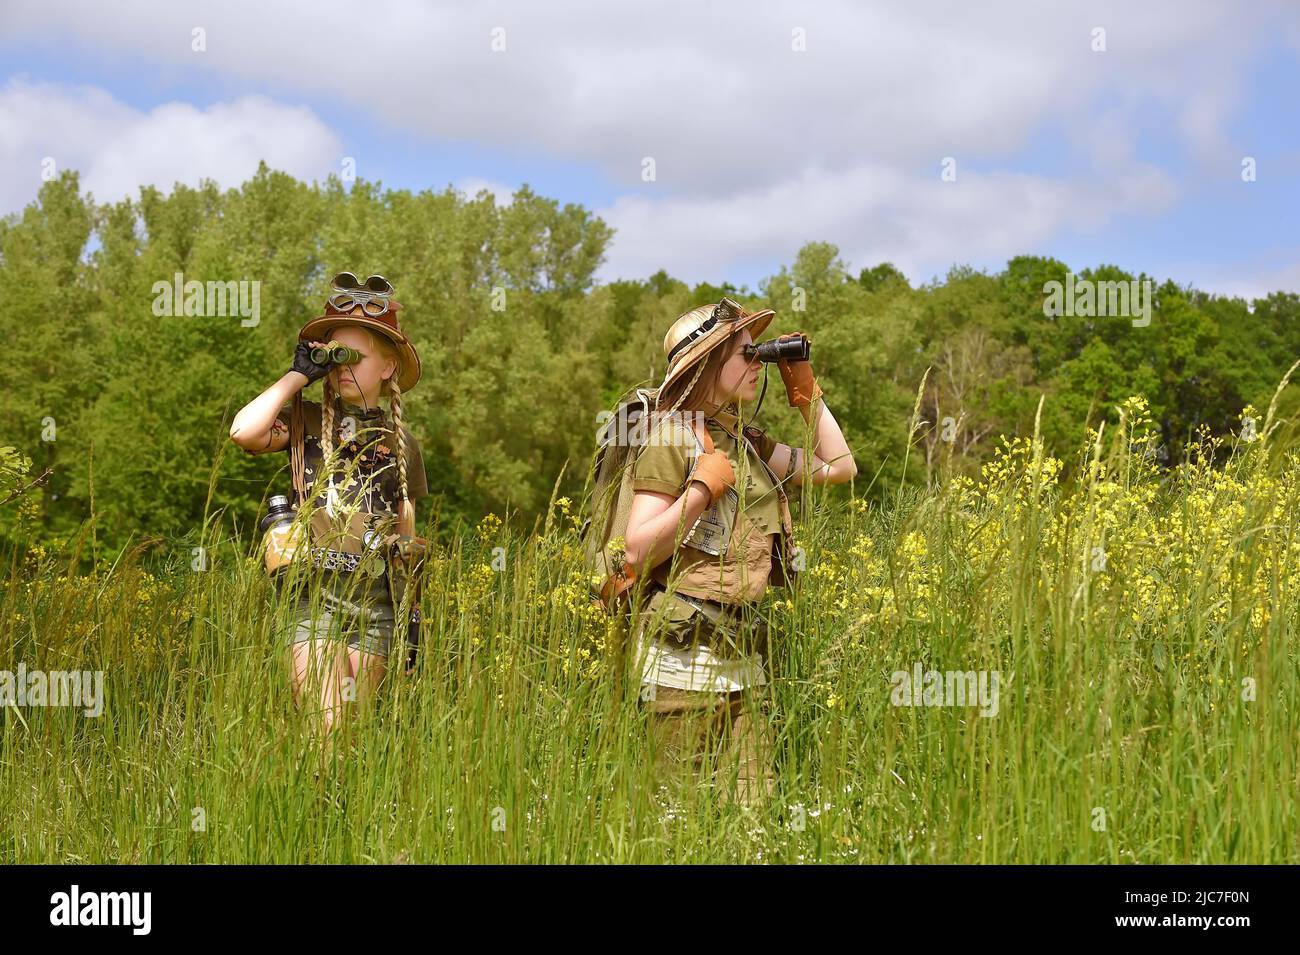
[0,664,103,717]
[151,272,261,327]
[50,885,151,935]
[890,663,1011,717]
[1042,272,1152,327]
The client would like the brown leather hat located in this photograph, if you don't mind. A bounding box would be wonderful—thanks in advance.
[298,298,421,392]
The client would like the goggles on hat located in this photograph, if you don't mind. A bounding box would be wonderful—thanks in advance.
[665,297,745,365]
[328,272,395,316]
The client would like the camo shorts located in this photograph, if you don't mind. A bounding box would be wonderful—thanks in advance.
[287,588,396,659]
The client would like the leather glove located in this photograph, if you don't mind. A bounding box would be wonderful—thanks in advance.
[689,450,735,504]
[291,340,331,384]
[776,334,823,408]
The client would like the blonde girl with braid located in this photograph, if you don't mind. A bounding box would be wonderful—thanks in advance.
[230,275,428,734]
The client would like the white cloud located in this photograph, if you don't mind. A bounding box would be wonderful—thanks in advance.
[597,160,1179,284]
[5,0,1279,189]
[1,0,1292,284]
[0,78,341,212]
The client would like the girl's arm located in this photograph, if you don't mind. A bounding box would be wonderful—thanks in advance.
[624,414,735,575]
[229,369,309,455]
[624,484,713,574]
[765,398,857,486]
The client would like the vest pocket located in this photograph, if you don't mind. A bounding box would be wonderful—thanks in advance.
[641,590,711,650]
[638,588,769,659]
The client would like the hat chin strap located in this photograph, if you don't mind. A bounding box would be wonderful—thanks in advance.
[658,359,708,415]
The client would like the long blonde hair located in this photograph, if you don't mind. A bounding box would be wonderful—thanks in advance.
[318,327,410,511]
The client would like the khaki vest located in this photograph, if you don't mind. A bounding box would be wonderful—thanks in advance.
[649,406,798,605]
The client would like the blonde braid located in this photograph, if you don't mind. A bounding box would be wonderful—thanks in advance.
[647,360,708,477]
[661,360,707,416]
[321,377,336,465]
[388,378,409,509]
[318,377,340,520]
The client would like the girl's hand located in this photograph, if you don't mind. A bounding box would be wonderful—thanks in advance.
[685,415,734,503]
[389,534,428,569]
[775,334,823,407]
[290,340,332,385]
[690,450,735,504]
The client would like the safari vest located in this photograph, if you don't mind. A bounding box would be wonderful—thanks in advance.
[632,406,798,606]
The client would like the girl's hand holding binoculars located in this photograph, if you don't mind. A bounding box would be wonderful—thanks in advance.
[775,333,823,408]
[290,340,332,385]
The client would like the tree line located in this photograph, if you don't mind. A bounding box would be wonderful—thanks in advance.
[2,162,1297,555]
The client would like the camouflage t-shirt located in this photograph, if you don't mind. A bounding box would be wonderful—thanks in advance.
[276,396,428,605]
[278,397,428,513]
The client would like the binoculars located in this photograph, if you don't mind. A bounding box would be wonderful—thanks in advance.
[310,341,362,366]
[743,334,811,363]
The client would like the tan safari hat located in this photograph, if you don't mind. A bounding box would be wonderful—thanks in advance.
[656,298,774,403]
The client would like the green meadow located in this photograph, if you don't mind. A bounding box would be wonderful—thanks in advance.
[3,389,1296,864]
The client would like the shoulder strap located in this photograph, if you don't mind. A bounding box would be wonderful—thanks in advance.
[289,392,307,506]
[689,414,715,455]
[741,423,772,460]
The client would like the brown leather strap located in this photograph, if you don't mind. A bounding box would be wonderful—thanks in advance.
[290,392,307,506]
[690,416,716,455]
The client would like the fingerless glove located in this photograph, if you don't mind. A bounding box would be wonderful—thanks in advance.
[290,341,331,384]
[689,450,736,504]
[777,348,823,408]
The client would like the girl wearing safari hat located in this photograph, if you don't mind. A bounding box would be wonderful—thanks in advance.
[230,272,429,735]
[623,297,856,805]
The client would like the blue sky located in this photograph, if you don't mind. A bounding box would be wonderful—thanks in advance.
[2,0,1297,297]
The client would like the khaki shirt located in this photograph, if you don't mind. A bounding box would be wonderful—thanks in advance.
[631,405,791,605]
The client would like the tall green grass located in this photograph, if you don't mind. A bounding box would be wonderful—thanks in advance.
[2,395,1297,863]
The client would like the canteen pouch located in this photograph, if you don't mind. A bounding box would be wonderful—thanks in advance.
[262,393,311,580]
[642,587,769,659]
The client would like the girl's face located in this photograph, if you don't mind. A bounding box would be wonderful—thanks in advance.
[324,325,397,407]
[709,329,762,408]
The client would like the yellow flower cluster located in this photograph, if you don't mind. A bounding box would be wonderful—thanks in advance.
[476,512,503,542]
[452,561,498,619]
[830,395,1297,702]
[845,528,933,638]
[15,569,192,667]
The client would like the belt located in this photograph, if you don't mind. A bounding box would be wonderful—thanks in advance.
[301,548,421,623]
[649,583,756,632]
[306,546,380,575]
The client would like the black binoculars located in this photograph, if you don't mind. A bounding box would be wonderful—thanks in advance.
[743,334,811,363]
[309,342,362,365]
